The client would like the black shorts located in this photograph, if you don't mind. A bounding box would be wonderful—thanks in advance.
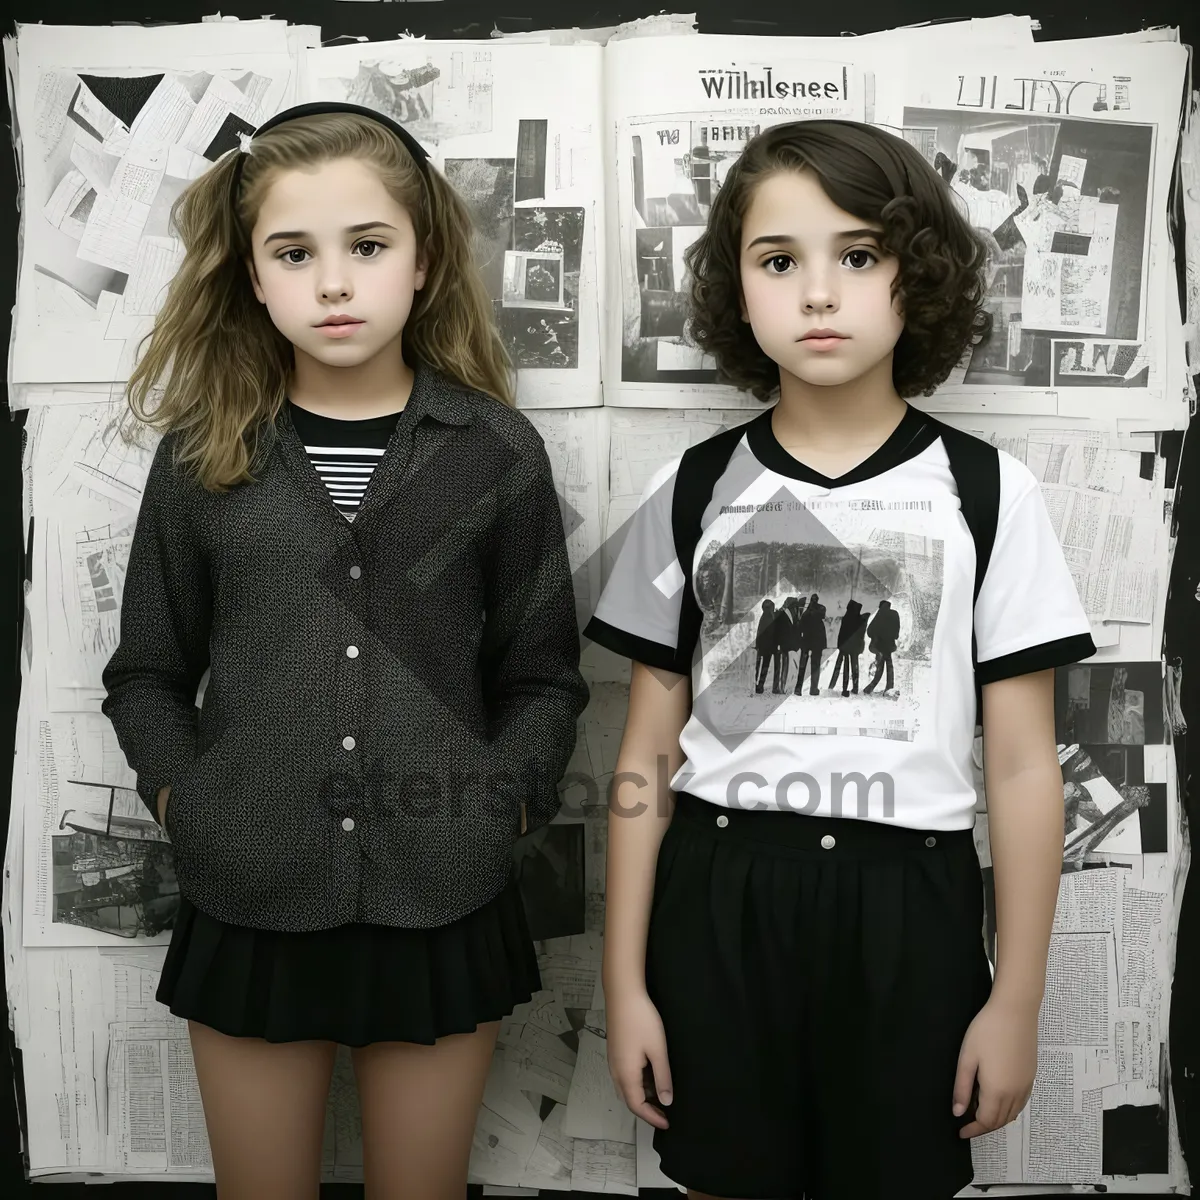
[645,791,992,1200]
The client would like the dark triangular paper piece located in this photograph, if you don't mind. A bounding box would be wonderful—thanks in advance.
[78,73,163,130]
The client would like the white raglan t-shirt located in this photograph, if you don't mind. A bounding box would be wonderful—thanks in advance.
[585,404,1095,831]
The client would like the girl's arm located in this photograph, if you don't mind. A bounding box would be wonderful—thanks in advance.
[481,438,590,835]
[981,666,1063,1012]
[953,666,1063,1138]
[602,661,690,998]
[954,456,1094,1137]
[102,433,213,826]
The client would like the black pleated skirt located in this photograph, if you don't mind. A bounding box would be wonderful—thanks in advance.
[155,869,541,1047]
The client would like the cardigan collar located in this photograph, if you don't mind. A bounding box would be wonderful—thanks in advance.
[274,360,475,435]
[269,361,475,532]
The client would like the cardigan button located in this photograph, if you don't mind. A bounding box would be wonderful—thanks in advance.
[349,565,362,579]
[346,645,359,658]
[342,736,356,750]
[342,817,355,832]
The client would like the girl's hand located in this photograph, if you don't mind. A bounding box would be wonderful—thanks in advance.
[156,785,171,829]
[953,997,1039,1138]
[607,988,672,1130]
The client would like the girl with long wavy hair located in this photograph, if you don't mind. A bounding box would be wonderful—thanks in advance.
[102,101,588,1199]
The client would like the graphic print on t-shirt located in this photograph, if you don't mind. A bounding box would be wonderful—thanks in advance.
[691,488,944,744]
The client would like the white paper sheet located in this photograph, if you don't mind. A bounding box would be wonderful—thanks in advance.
[11,21,300,383]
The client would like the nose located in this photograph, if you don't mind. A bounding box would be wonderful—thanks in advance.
[800,266,838,314]
[316,258,353,303]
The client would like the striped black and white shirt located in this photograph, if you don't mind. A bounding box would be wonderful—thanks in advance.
[285,400,403,522]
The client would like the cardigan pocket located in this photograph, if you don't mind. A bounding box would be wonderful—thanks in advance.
[163,768,189,844]
[161,737,226,857]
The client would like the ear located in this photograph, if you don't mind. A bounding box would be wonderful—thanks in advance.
[246,255,265,304]
[413,242,430,292]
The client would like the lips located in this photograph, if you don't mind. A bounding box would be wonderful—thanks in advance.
[799,329,848,352]
[315,315,365,339]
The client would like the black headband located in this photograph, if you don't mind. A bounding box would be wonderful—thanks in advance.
[233,100,431,181]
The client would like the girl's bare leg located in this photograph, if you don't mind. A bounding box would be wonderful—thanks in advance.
[351,1021,501,1199]
[188,1020,336,1200]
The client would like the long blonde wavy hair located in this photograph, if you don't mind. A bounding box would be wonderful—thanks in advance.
[120,112,515,492]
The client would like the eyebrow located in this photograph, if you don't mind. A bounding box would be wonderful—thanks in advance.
[262,221,397,246]
[745,228,881,249]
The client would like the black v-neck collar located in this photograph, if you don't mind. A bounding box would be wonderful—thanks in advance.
[744,402,938,487]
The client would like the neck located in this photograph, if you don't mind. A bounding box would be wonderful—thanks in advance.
[771,355,908,450]
[289,335,416,419]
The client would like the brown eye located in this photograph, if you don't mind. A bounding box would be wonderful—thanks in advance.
[844,248,876,269]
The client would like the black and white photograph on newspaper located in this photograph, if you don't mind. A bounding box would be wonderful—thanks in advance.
[621,117,760,385]
[1054,661,1166,746]
[1058,742,1155,861]
[1062,743,1169,856]
[898,107,1154,390]
[499,207,585,369]
[1051,337,1151,388]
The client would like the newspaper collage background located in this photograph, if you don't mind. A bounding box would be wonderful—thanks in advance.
[2,10,1197,1194]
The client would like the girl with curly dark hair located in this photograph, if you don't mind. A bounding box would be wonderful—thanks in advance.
[684,119,992,404]
[586,119,1096,1200]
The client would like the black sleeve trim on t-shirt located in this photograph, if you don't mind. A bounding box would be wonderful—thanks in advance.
[582,616,683,673]
[977,631,1097,686]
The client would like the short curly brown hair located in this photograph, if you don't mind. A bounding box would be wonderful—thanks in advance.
[684,120,993,400]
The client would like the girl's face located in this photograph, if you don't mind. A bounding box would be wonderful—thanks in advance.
[738,169,905,394]
[247,155,427,373]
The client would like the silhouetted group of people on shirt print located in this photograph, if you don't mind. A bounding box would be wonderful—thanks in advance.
[753,593,902,699]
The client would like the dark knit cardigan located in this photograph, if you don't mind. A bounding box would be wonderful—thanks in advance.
[102,363,589,931]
